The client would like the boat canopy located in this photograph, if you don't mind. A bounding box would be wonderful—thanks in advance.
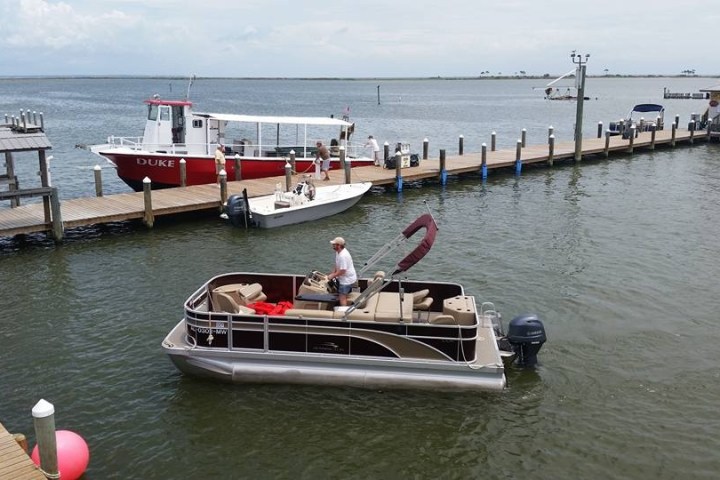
[194,112,353,127]
[631,104,664,113]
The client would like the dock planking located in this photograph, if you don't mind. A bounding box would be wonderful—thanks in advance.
[0,127,708,240]
[0,422,45,480]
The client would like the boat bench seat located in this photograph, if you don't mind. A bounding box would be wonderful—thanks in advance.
[442,295,477,326]
[286,292,413,322]
[212,283,267,310]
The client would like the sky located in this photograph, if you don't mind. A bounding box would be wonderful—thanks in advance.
[0,0,718,78]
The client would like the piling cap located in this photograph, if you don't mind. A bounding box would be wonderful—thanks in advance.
[32,399,55,418]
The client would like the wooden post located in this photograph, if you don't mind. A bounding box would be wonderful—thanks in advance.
[143,177,154,227]
[689,121,695,144]
[39,149,51,223]
[50,187,63,242]
[604,130,610,158]
[422,138,429,160]
[458,135,464,155]
[234,154,242,181]
[515,139,522,175]
[342,147,351,184]
[491,131,496,151]
[285,162,292,191]
[439,149,447,185]
[179,159,187,187]
[219,170,227,209]
[548,135,555,167]
[481,143,487,180]
[383,142,390,167]
[395,152,403,192]
[650,124,656,150]
[708,120,713,143]
[674,114,680,129]
[94,165,103,197]
[657,115,663,131]
[521,128,527,148]
[5,152,18,207]
[597,121,603,138]
[628,126,635,154]
[548,125,554,143]
[289,150,296,174]
[14,433,28,453]
[32,399,59,479]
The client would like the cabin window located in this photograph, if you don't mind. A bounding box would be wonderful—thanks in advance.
[147,104,158,121]
[159,106,170,121]
[192,119,203,128]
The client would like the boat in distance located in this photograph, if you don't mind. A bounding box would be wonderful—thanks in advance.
[224,179,372,229]
[162,214,547,391]
[89,93,374,191]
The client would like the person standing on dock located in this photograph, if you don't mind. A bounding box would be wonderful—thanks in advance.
[214,144,226,185]
[315,141,331,181]
[327,237,357,306]
[365,135,380,166]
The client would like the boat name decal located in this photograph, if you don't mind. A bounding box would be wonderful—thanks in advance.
[191,326,227,335]
[136,158,176,168]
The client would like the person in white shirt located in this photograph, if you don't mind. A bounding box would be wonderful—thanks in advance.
[327,236,357,306]
[365,135,381,166]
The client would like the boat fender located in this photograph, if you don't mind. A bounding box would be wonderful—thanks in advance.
[304,183,316,201]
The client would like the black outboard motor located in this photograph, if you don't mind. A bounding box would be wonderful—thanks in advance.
[507,314,546,367]
[225,194,249,228]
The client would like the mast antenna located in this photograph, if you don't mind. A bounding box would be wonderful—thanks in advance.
[185,74,196,100]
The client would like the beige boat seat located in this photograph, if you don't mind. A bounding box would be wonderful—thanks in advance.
[212,283,266,308]
[213,291,256,314]
[430,314,456,325]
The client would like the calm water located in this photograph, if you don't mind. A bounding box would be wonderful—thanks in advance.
[1,77,719,479]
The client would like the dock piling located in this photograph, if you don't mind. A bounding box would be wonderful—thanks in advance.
[671,123,677,146]
[289,150,296,174]
[628,126,636,154]
[515,140,522,175]
[604,130,610,157]
[439,149,447,185]
[219,170,227,209]
[180,159,187,187]
[143,177,154,227]
[491,132,496,151]
[93,165,103,197]
[597,121,603,138]
[50,187,63,242]
[521,128,527,148]
[384,142,390,167]
[422,138,429,160]
[395,152,403,192]
[458,135,464,155]
[548,126,554,144]
[342,147,351,184]
[650,124,656,150]
[548,135,555,166]
[234,154,242,181]
[285,162,292,191]
[481,143,487,179]
[32,399,59,479]
[674,114,680,129]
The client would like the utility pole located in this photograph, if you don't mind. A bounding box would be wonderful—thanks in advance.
[571,50,590,161]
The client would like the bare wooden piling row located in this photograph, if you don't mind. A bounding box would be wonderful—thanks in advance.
[0,127,708,241]
[0,422,45,480]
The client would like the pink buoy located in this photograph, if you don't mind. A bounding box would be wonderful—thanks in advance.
[31,430,90,480]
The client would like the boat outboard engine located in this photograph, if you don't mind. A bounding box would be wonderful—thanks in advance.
[225,195,249,228]
[507,314,546,367]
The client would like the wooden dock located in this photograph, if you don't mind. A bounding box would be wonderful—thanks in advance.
[0,127,709,240]
[0,422,45,480]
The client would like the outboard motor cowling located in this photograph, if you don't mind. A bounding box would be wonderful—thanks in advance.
[225,194,248,228]
[507,314,546,367]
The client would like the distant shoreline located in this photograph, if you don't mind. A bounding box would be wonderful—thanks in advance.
[0,74,718,81]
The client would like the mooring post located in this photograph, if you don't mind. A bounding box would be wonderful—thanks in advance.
[285,161,292,191]
[604,130,611,158]
[515,139,522,175]
[384,142,390,167]
[671,123,677,147]
[548,135,555,167]
[481,143,488,180]
[674,114,680,129]
[179,159,187,187]
[439,149,447,185]
[142,177,154,227]
[657,115,663,131]
[707,120,713,143]
[395,152,403,192]
[521,128,527,148]
[219,170,227,209]
[628,126,636,154]
[458,135,464,155]
[548,125,554,144]
[491,131,496,151]
[342,147,351,184]
[32,399,59,480]
[50,187,63,242]
[289,150,296,174]
[422,138,429,160]
[234,154,242,181]
[94,165,103,197]
[597,121,603,138]
[650,124,656,150]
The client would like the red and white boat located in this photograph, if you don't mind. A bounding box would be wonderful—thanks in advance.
[90,95,373,191]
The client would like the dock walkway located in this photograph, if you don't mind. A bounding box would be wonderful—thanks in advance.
[0,127,708,240]
[0,422,44,480]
